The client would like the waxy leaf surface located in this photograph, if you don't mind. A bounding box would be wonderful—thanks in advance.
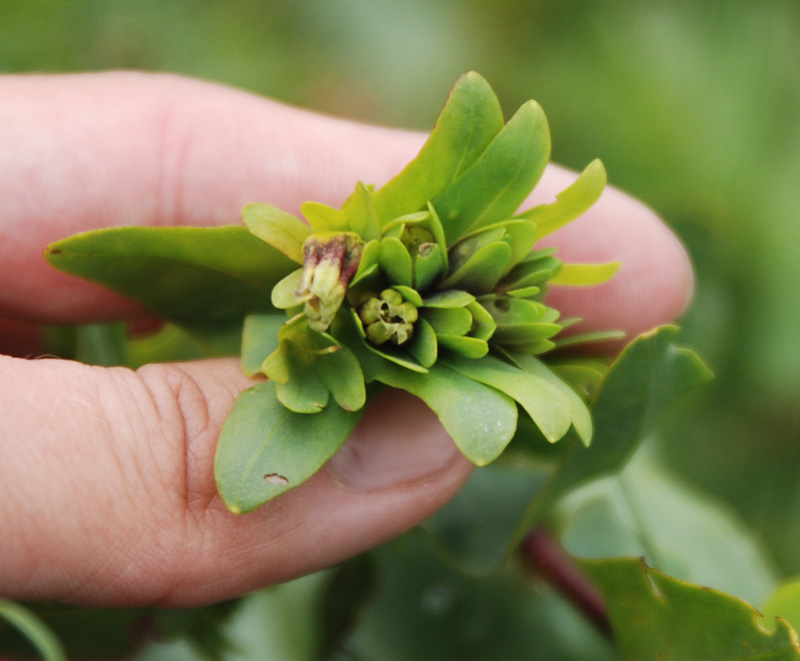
[215,380,362,512]
[45,226,297,351]
[581,558,800,660]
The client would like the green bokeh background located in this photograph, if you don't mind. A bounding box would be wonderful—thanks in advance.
[3,0,800,594]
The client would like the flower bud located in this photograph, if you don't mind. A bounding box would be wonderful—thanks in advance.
[357,289,419,346]
[297,232,363,332]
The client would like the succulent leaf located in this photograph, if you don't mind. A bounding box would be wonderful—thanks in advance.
[242,203,312,264]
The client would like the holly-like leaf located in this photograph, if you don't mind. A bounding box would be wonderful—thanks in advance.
[763,580,800,638]
[433,100,551,243]
[214,380,363,512]
[372,72,504,224]
[45,226,297,346]
[558,452,777,607]
[372,361,518,465]
[514,325,712,542]
[581,558,800,660]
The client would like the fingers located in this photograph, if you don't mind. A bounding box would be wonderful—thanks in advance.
[0,355,471,606]
[0,72,692,337]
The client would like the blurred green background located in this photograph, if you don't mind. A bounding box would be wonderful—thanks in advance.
[3,0,800,574]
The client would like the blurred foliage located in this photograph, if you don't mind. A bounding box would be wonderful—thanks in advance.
[4,0,800,656]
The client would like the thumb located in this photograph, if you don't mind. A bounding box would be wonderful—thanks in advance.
[0,355,470,607]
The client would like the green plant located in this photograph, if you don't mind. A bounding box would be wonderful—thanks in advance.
[5,72,798,660]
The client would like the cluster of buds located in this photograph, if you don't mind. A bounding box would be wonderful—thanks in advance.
[357,289,418,346]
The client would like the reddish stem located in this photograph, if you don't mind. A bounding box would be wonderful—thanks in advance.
[521,528,611,637]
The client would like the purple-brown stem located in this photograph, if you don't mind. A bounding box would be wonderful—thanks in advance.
[521,527,612,638]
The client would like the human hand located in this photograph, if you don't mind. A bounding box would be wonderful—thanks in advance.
[0,72,693,607]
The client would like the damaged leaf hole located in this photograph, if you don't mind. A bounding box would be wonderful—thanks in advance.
[264,473,289,486]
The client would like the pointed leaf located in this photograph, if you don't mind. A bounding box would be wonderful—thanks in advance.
[549,262,621,287]
[350,239,380,286]
[509,352,593,444]
[242,203,312,264]
[301,201,347,232]
[372,72,504,223]
[433,100,551,242]
[44,226,296,332]
[517,159,607,239]
[341,182,382,241]
[215,381,363,512]
[373,362,518,465]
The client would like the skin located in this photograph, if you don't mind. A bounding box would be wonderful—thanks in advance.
[0,72,693,607]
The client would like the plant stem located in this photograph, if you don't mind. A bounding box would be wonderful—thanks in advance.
[521,528,611,638]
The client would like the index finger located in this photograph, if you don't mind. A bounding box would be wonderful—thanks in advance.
[0,72,692,337]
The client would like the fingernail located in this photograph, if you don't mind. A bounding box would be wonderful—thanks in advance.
[326,389,461,491]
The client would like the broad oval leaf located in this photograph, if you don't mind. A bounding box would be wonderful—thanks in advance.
[442,354,572,444]
[215,380,363,513]
[373,361,518,466]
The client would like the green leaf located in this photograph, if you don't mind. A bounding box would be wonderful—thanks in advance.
[507,352,593,445]
[350,238,380,286]
[422,290,475,308]
[406,317,437,368]
[763,579,800,638]
[215,380,363,512]
[45,226,296,335]
[439,241,513,293]
[517,159,607,239]
[373,362,518,465]
[514,325,713,542]
[344,533,615,661]
[442,354,572,444]
[300,201,347,232]
[378,236,413,287]
[413,243,444,291]
[341,182,382,242]
[313,342,366,412]
[372,72,504,223]
[548,262,621,287]
[241,203,312,264]
[433,100,551,243]
[581,558,800,660]
[436,334,488,358]
[241,313,284,376]
[421,306,473,336]
[270,268,303,309]
[559,453,777,607]
[0,599,67,661]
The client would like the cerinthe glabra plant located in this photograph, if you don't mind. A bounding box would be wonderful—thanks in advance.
[45,73,620,515]
[217,72,619,513]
